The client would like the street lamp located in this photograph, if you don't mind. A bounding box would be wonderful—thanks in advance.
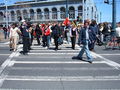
[104,0,116,34]
[4,0,8,28]
[112,0,116,33]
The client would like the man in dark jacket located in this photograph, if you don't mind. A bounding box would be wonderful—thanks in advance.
[89,20,98,51]
[21,20,30,55]
[51,23,62,50]
[73,20,93,63]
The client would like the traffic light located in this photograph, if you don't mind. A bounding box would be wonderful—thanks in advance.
[104,0,109,4]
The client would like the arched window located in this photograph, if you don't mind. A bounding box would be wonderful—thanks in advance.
[69,6,75,19]
[37,9,42,20]
[44,8,49,20]
[11,11,15,21]
[52,8,57,19]
[23,10,28,19]
[60,7,65,19]
[30,9,34,20]
[0,12,4,21]
[78,6,83,17]
[16,10,21,21]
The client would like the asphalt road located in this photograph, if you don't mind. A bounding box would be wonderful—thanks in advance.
[0,40,120,90]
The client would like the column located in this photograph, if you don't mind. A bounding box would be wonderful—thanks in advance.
[74,6,78,20]
[57,7,61,21]
[34,9,37,22]
[49,7,52,21]
[14,11,17,22]
[41,8,44,21]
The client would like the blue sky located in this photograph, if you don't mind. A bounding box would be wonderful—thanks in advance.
[0,0,120,22]
[94,0,120,22]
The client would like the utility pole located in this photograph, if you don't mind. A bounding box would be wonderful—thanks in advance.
[112,0,116,33]
[100,12,102,23]
[4,0,8,28]
[104,0,116,35]
[66,0,68,18]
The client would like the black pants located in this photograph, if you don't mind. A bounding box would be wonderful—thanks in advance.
[54,36,59,49]
[71,37,76,49]
[23,37,30,53]
[36,35,40,45]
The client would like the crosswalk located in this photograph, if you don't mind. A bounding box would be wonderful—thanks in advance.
[0,41,120,90]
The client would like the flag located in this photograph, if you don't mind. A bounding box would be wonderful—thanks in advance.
[63,18,70,26]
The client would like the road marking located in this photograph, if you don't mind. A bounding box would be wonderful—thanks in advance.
[0,41,9,45]
[100,54,120,56]
[92,52,120,69]
[12,60,105,64]
[0,54,10,56]
[0,45,22,87]
[11,67,115,71]
[0,45,22,74]
[30,49,80,51]
[3,41,10,45]
[5,76,120,81]
[28,52,78,55]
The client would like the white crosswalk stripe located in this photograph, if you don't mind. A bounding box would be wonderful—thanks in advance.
[1,40,120,89]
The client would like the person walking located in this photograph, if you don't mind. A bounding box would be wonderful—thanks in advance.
[89,20,98,51]
[70,24,78,50]
[20,20,30,55]
[44,24,51,49]
[35,24,42,45]
[72,20,93,63]
[9,23,21,51]
[51,22,62,50]
[116,22,120,49]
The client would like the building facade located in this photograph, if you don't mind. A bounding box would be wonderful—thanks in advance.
[0,0,99,25]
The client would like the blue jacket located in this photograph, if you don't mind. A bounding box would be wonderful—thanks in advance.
[80,26,96,44]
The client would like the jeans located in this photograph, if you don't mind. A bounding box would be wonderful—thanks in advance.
[78,40,93,61]
[46,35,50,48]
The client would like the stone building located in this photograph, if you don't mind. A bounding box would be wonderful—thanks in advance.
[0,0,99,25]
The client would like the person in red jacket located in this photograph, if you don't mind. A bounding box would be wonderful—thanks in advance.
[44,24,51,49]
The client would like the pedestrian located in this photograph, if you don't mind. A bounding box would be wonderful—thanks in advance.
[3,26,8,39]
[89,20,98,51]
[35,24,42,45]
[9,23,21,51]
[116,22,120,49]
[70,24,78,50]
[20,20,30,55]
[72,20,93,63]
[51,22,62,50]
[44,24,51,49]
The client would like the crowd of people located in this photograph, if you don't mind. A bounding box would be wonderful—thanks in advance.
[0,19,120,58]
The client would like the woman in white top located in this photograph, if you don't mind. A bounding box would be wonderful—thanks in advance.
[9,23,21,51]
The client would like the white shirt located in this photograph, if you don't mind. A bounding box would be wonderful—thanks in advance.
[116,27,120,37]
[10,27,21,37]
